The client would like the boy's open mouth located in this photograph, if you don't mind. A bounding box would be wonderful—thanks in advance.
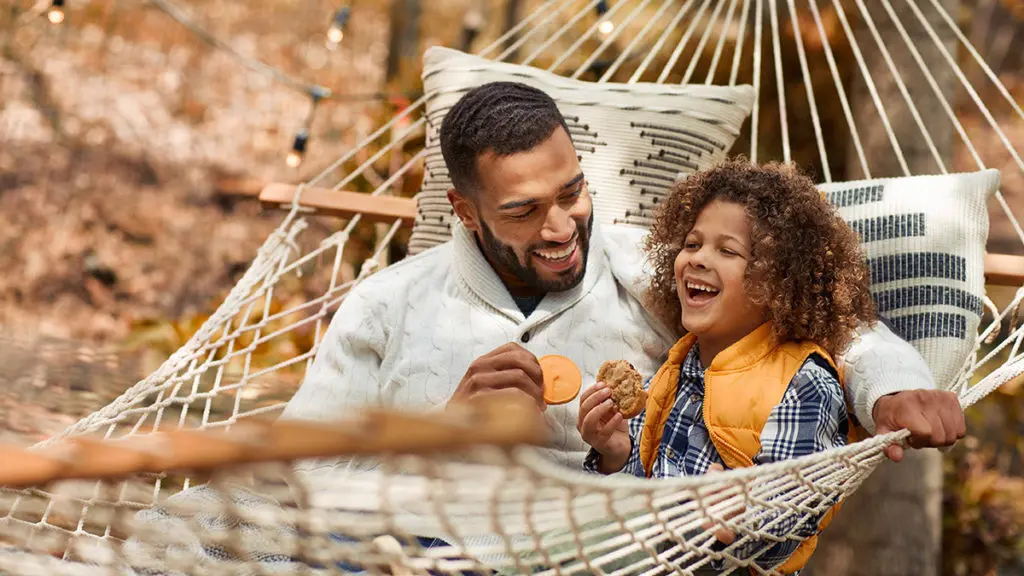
[685,280,720,304]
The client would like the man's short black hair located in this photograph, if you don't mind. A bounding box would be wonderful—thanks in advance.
[439,81,572,196]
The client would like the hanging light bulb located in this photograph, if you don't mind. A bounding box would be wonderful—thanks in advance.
[286,130,308,168]
[326,6,350,50]
[47,0,65,24]
[596,0,614,38]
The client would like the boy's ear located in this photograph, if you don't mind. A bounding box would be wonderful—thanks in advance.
[447,188,481,233]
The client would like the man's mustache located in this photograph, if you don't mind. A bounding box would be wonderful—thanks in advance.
[525,226,586,253]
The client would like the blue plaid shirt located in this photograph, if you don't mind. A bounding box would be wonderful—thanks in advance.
[584,344,849,573]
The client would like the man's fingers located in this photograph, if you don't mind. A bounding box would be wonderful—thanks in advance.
[941,393,966,444]
[467,370,545,408]
[883,443,904,463]
[473,350,544,386]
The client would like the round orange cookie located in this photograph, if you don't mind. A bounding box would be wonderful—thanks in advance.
[539,355,582,405]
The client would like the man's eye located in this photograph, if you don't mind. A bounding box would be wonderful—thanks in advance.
[508,210,534,220]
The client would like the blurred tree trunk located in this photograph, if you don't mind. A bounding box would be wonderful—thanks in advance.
[502,0,523,60]
[385,0,422,95]
[804,2,959,575]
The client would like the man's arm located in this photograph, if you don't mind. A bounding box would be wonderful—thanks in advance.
[279,287,388,424]
[840,319,965,461]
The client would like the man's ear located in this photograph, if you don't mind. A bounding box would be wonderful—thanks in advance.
[447,188,481,233]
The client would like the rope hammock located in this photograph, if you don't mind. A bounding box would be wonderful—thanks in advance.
[2,0,1023,574]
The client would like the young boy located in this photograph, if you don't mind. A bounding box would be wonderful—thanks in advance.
[577,158,877,574]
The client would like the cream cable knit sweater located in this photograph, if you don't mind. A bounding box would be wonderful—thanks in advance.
[281,221,934,469]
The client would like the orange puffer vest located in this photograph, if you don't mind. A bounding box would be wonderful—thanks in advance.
[638,323,857,574]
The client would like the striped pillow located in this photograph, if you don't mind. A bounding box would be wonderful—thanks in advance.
[408,46,755,255]
[819,169,1000,389]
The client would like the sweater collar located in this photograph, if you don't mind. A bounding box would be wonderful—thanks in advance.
[452,219,608,323]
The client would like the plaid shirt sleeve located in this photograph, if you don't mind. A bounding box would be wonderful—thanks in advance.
[725,354,849,572]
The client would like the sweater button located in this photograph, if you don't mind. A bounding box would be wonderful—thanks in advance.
[520,331,531,343]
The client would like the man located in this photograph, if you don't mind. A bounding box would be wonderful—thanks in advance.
[281,81,964,469]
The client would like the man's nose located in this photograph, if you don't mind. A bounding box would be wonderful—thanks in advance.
[541,206,575,243]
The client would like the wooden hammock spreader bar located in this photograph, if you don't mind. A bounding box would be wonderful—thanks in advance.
[259,183,418,227]
[260,182,1024,286]
[984,253,1024,286]
[0,393,546,489]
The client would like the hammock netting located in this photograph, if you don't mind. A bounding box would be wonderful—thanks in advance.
[2,0,1023,574]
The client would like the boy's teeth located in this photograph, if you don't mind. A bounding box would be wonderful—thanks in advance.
[535,240,576,260]
[686,281,719,293]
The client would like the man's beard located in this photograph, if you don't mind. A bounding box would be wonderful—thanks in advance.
[478,210,594,294]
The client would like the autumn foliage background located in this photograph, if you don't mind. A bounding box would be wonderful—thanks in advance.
[0,1,1022,574]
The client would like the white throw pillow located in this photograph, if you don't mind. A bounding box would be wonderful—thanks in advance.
[818,169,1000,389]
[408,46,755,255]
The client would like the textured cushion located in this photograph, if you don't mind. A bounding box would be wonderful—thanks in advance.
[817,169,1000,389]
[407,46,755,255]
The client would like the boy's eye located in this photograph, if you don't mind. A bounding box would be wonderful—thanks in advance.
[721,248,736,256]
[684,242,700,250]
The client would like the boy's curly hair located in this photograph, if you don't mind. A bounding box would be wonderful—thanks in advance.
[643,157,877,358]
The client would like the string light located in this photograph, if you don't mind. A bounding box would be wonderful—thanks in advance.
[43,0,411,164]
[285,87,328,168]
[596,0,614,37]
[326,6,350,50]
[47,0,65,24]
[286,130,308,168]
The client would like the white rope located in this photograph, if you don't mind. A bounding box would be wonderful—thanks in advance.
[829,0,910,176]
[768,0,790,164]
[5,2,1023,575]
[727,0,752,87]
[785,0,830,181]
[656,0,712,84]
[572,0,659,80]
[852,0,947,173]
[902,0,1024,246]
[805,0,869,180]
[925,0,1024,123]
[601,0,677,82]
[704,0,742,85]
[750,0,766,162]
[524,0,604,67]
[630,0,699,83]
[680,0,728,84]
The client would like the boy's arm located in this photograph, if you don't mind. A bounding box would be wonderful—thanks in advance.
[720,356,847,570]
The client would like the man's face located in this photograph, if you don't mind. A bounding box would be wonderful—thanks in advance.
[449,127,594,296]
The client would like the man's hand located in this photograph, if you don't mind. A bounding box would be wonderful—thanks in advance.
[577,383,630,474]
[448,343,547,412]
[872,389,965,462]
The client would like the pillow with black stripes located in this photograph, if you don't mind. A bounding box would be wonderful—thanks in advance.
[407,46,755,256]
[819,169,1000,390]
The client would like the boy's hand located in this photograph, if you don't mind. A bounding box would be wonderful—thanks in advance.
[872,390,965,462]
[577,382,630,474]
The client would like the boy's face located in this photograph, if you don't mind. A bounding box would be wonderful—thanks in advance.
[674,199,767,355]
